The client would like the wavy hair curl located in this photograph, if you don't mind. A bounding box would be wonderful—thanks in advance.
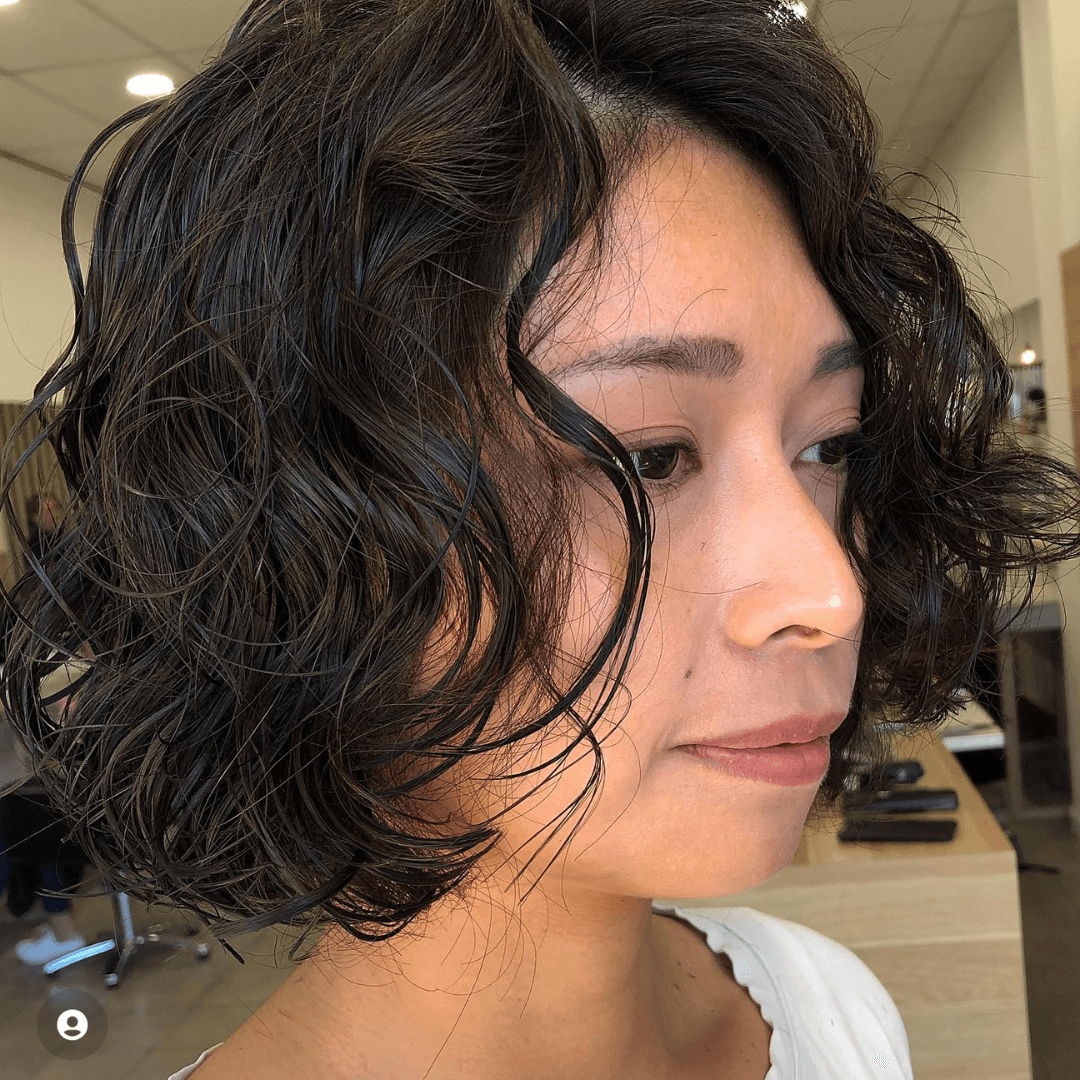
[3,0,1080,955]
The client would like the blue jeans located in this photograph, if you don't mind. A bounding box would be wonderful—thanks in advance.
[0,788,85,917]
[0,848,74,914]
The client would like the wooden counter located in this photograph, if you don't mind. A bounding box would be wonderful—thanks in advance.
[661,731,1032,1080]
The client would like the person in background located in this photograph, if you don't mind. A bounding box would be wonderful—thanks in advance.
[1025,387,1048,432]
[2,496,88,962]
[0,662,90,965]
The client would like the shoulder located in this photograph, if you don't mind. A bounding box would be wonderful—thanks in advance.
[653,902,914,1078]
[655,901,888,990]
[701,905,879,968]
[165,1042,225,1080]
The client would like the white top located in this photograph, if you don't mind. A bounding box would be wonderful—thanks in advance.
[166,903,913,1080]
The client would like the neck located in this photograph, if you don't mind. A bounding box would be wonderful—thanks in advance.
[250,879,684,1080]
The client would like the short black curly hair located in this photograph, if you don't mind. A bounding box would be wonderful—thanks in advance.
[3,0,1079,956]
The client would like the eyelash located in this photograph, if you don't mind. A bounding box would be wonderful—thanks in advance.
[616,429,864,494]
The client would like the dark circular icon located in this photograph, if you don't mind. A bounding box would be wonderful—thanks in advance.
[36,988,108,1060]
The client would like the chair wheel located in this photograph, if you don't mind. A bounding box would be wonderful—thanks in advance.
[105,973,119,988]
[195,943,211,960]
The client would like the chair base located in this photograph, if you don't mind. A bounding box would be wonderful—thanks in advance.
[41,892,212,988]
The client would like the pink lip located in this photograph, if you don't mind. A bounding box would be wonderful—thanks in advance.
[686,713,848,750]
[680,739,832,787]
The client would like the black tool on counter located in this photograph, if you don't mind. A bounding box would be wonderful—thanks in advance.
[843,787,959,814]
[838,817,958,843]
[853,758,925,790]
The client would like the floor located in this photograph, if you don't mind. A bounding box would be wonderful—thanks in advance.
[1010,815,1080,1080]
[0,875,298,1080]
[1,815,1078,1080]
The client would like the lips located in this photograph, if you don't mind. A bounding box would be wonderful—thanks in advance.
[686,712,848,750]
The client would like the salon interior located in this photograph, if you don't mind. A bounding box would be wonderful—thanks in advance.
[1,1,1079,1078]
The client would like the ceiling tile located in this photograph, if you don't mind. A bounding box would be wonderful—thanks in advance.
[87,0,248,54]
[880,119,956,175]
[172,48,218,76]
[930,12,1018,81]
[904,75,982,126]
[963,0,1018,14]
[863,79,915,139]
[24,136,125,189]
[817,0,964,42]
[0,0,1023,229]
[833,20,946,94]
[22,57,192,126]
[891,120,956,162]
[0,77,103,152]
[0,0,147,73]
[876,144,932,180]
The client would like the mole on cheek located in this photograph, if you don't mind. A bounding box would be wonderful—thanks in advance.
[684,669,693,680]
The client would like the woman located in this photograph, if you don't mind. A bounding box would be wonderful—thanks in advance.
[2,2,1078,1077]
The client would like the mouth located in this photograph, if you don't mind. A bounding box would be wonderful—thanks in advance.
[685,713,847,752]
[680,735,833,787]
[674,712,844,787]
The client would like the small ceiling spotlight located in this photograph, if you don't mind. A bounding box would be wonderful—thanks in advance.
[1020,346,1038,366]
[0,1,23,8]
[126,73,175,99]
[769,1,809,23]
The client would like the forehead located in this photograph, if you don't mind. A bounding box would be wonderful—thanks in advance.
[615,130,797,249]
[533,130,849,377]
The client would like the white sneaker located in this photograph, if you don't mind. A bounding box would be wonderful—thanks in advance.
[14,925,88,966]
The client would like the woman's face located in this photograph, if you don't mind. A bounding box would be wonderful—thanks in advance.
[460,132,864,904]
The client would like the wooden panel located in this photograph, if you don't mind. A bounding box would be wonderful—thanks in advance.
[901,1000,1033,1080]
[1061,242,1080,465]
[863,937,1028,1008]
[714,870,1022,947]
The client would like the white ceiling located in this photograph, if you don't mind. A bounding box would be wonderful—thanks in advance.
[0,0,1020,192]
[813,0,1020,181]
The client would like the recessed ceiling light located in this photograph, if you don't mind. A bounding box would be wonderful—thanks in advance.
[0,0,22,8]
[126,73,175,98]
[769,1,809,23]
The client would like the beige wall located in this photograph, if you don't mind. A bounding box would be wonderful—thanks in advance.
[0,155,97,402]
[925,29,1039,315]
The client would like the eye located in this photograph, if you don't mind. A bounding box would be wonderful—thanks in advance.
[628,442,685,481]
[615,439,698,492]
[796,430,863,469]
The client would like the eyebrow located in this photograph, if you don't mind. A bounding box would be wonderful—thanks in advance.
[552,334,863,384]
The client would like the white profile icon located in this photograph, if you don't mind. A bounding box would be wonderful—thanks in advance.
[56,1009,89,1041]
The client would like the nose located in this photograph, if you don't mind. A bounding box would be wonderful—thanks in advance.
[720,454,864,651]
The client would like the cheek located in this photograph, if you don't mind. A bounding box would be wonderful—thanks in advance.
[558,483,634,661]
[799,466,843,527]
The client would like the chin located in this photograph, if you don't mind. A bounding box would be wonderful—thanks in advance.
[697,850,798,901]
[645,806,810,902]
